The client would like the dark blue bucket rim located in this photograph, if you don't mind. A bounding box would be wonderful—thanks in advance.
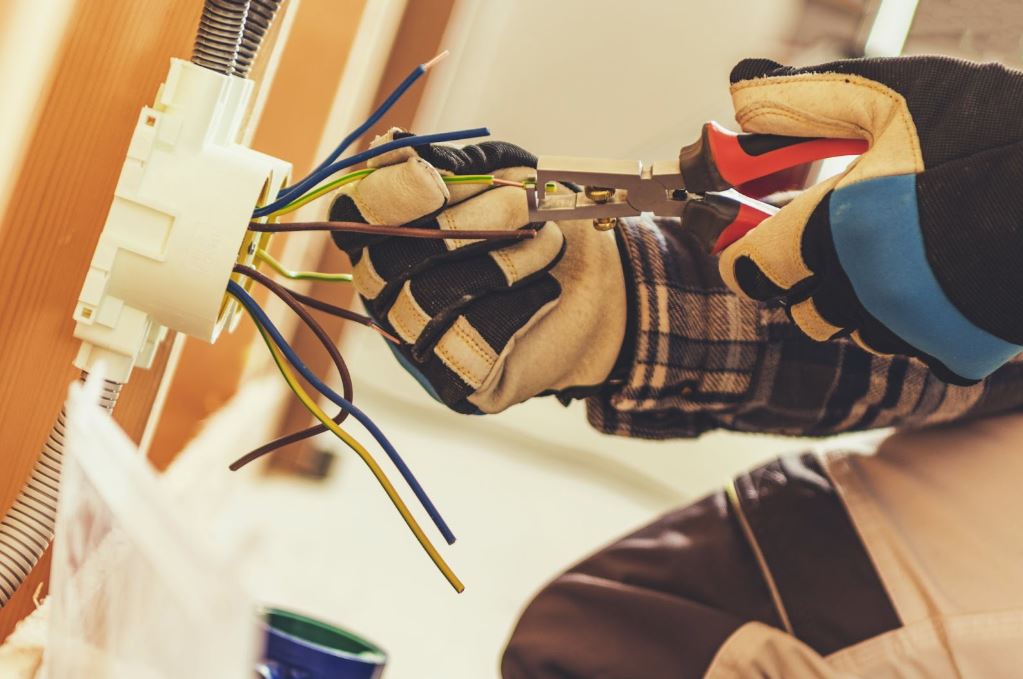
[263,607,387,666]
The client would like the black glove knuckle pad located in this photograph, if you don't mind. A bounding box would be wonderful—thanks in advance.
[329,135,564,411]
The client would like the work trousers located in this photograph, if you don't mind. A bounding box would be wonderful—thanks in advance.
[503,412,1023,678]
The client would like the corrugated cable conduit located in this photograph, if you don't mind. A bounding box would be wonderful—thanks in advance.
[0,374,121,607]
[192,0,250,75]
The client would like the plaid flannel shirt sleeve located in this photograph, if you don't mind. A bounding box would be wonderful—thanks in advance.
[587,216,1023,439]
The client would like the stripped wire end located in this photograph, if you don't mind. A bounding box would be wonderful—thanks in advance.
[492,178,531,189]
[372,324,402,346]
[422,50,450,71]
[523,179,559,193]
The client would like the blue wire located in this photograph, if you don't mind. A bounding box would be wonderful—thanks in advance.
[226,280,456,545]
[282,64,426,194]
[253,127,490,217]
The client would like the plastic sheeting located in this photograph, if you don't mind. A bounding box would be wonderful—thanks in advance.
[42,374,258,678]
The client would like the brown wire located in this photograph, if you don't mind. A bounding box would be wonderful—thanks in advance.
[287,288,400,345]
[249,221,536,241]
[230,265,353,471]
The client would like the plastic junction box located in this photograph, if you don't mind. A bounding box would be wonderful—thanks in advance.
[73,58,291,383]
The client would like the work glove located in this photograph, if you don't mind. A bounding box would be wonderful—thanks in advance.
[718,56,1023,383]
[329,130,627,414]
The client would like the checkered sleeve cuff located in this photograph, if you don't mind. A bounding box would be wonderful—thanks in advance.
[586,216,763,438]
[586,217,1023,440]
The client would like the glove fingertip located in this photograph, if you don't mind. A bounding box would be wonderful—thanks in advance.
[730,58,787,84]
[368,127,411,149]
[367,128,420,168]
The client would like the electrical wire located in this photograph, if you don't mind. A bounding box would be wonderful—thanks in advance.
[232,264,355,465]
[249,221,536,241]
[234,413,340,472]
[229,288,397,467]
[280,52,449,198]
[269,169,375,218]
[253,127,491,218]
[228,270,455,547]
[227,281,463,593]
[268,171,516,220]
[286,288,399,345]
[255,249,352,283]
[443,174,495,185]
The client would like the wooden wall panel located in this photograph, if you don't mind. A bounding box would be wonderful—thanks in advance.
[0,0,209,638]
[0,0,292,637]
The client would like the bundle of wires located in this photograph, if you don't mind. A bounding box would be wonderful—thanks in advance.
[230,54,538,592]
[227,277,463,592]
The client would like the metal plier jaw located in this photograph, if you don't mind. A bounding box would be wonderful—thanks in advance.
[526,155,768,252]
[526,122,870,253]
[527,156,687,223]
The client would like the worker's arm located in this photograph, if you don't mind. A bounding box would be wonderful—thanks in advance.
[331,121,1023,434]
[718,56,1023,384]
[585,214,1023,439]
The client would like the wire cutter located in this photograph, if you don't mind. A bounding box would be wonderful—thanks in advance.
[527,122,868,253]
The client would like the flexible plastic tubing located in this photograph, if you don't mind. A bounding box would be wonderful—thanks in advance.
[192,0,249,75]
[234,0,283,77]
[225,280,455,546]
[255,127,491,217]
[0,374,121,607]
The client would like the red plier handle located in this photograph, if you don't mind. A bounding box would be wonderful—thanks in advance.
[680,122,868,253]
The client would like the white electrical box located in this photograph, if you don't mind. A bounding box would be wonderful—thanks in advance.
[73,58,291,382]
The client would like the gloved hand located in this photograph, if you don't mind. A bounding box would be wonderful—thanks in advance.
[718,56,1023,383]
[330,130,627,414]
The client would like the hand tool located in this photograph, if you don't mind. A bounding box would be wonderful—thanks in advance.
[527,122,868,253]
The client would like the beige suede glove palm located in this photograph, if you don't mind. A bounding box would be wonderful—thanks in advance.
[330,130,627,414]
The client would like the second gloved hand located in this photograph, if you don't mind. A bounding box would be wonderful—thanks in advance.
[330,130,627,414]
[718,56,1023,383]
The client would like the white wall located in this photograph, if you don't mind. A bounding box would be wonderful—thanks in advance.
[0,0,74,217]
[416,0,801,159]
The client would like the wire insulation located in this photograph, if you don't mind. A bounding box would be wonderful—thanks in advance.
[255,249,353,283]
[228,271,455,547]
[228,282,462,592]
[250,221,535,241]
[269,169,374,218]
[231,266,355,463]
[280,53,449,197]
[229,287,396,468]
[268,171,506,219]
[254,127,491,217]
[287,289,399,345]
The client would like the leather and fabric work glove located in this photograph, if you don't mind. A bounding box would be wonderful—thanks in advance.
[330,130,627,414]
[718,56,1023,384]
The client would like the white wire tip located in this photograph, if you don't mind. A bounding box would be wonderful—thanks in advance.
[422,50,450,71]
